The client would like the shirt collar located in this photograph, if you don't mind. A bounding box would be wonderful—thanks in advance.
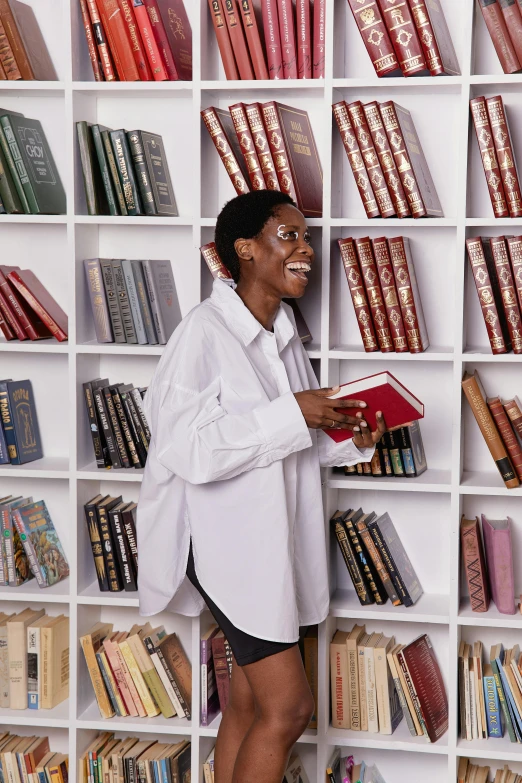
[210,278,296,351]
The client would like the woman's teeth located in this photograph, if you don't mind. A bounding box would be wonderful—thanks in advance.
[286,262,311,280]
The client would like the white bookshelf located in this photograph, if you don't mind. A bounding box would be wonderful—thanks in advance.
[2,0,522,779]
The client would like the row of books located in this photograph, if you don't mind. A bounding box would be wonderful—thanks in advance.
[0,267,67,343]
[79,733,190,783]
[0,609,69,710]
[348,0,459,78]
[202,100,322,217]
[84,258,180,345]
[459,760,521,783]
[333,99,443,220]
[79,0,192,82]
[83,378,150,470]
[77,122,177,217]
[331,509,423,609]
[341,422,428,479]
[0,0,56,80]
[339,236,428,353]
[208,0,325,81]
[462,371,522,490]
[84,494,137,593]
[461,514,517,616]
[0,734,67,783]
[477,0,522,75]
[471,96,522,219]
[330,625,448,742]
[467,237,522,354]
[80,620,191,720]
[0,378,42,465]
[0,497,68,588]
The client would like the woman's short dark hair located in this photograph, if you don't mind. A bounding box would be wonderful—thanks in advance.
[215,191,296,283]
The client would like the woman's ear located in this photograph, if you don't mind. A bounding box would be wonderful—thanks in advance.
[234,238,253,261]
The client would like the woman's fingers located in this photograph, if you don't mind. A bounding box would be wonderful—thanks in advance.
[329,398,367,409]
[323,411,361,428]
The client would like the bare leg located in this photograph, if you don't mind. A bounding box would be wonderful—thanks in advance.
[214,656,255,783]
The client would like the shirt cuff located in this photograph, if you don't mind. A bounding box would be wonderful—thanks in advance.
[254,391,312,457]
[353,443,376,463]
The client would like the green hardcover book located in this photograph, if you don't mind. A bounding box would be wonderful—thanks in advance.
[140,130,178,216]
[0,111,30,213]
[109,129,143,216]
[126,130,155,216]
[101,129,127,216]
[0,140,23,213]
[76,121,108,216]
[91,125,119,216]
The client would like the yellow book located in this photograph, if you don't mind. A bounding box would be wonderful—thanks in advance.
[46,753,67,783]
[7,609,45,709]
[126,634,174,719]
[119,640,159,717]
[79,623,114,719]
[41,615,69,709]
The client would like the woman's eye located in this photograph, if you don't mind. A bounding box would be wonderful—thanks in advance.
[281,231,298,240]
[304,233,312,244]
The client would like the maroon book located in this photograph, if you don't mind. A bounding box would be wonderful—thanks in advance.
[0,309,15,341]
[354,237,394,352]
[6,270,68,342]
[222,0,254,79]
[277,0,297,78]
[0,283,25,340]
[333,101,380,219]
[230,102,267,190]
[371,237,408,353]
[388,237,429,353]
[477,0,521,74]
[363,101,410,219]
[0,267,51,341]
[245,102,280,190]
[460,516,490,613]
[407,0,460,76]
[488,397,522,480]
[207,0,239,79]
[398,635,448,743]
[201,106,250,195]
[295,0,312,78]
[201,241,233,280]
[348,101,395,219]
[211,633,230,713]
[489,236,522,353]
[346,0,399,77]
[312,0,325,78]
[237,0,268,79]
[338,238,379,353]
[376,0,427,75]
[497,0,522,65]
[156,0,193,80]
[262,0,283,78]
[507,235,522,315]
[144,0,180,79]
[486,95,522,218]
[470,97,509,219]
[466,237,510,355]
[119,0,153,80]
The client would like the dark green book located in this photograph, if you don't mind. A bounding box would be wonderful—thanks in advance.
[101,129,127,216]
[109,129,143,216]
[92,125,119,216]
[140,130,178,216]
[126,130,155,216]
[0,110,30,213]
[76,121,108,216]
[0,140,23,213]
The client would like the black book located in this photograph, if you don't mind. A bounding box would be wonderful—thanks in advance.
[386,430,405,477]
[379,439,394,477]
[109,501,137,591]
[330,509,374,606]
[130,387,151,443]
[137,130,178,216]
[117,387,147,467]
[92,125,119,216]
[122,502,138,578]
[109,129,143,216]
[84,493,110,591]
[118,384,149,458]
[109,385,142,468]
[103,386,131,468]
[83,381,105,469]
[6,379,43,464]
[96,495,123,591]
[344,509,388,605]
[77,122,108,216]
[126,130,156,216]
[100,259,125,343]
[175,743,191,781]
[367,513,423,607]
[111,259,137,343]
[91,378,120,468]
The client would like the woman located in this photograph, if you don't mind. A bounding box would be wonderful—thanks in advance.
[138,191,386,783]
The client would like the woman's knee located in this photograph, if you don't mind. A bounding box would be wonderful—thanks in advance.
[260,686,315,744]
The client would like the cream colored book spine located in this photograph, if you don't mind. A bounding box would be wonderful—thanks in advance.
[329,631,350,729]
[346,625,365,731]
[79,634,115,719]
[119,639,159,717]
[357,635,369,732]
[7,610,45,709]
[374,636,394,735]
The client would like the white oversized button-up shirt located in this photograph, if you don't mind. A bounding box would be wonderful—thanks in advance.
[137,279,374,642]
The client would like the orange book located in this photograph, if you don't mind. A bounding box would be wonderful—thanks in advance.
[118,0,153,79]
[96,0,140,80]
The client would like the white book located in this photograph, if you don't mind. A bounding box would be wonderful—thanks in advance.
[463,645,472,741]
[469,661,478,741]
[365,633,382,734]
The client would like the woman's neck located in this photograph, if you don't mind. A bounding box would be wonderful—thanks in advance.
[235,280,281,332]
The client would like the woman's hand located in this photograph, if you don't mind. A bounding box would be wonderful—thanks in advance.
[294,387,368,430]
[352,411,387,449]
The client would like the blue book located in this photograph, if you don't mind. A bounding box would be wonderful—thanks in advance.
[4,379,43,464]
[483,666,503,737]
[496,652,522,740]
[158,758,169,783]
[490,651,517,742]
[0,404,8,463]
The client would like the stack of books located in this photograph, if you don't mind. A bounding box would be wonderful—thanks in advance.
[84,494,137,593]
[0,267,67,343]
[461,514,516,616]
[330,625,448,742]
[341,422,428,479]
[339,236,429,354]
[202,101,322,217]
[477,0,522,75]
[0,0,56,80]
[1,497,69,588]
[458,759,517,783]
[467,237,522,353]
[84,258,180,345]
[78,733,191,783]
[78,0,192,82]
[207,0,325,80]
[333,100,443,219]
[77,123,178,217]
[347,0,459,77]
[462,370,522,490]
[0,734,67,783]
[0,379,43,466]
[83,378,149,470]
[470,96,522,219]
[80,621,191,720]
[326,755,387,783]
[0,609,69,709]
[331,509,423,608]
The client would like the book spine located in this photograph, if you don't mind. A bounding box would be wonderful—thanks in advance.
[100,131,127,214]
[477,0,521,74]
[126,130,157,215]
[133,0,168,79]
[357,523,401,605]
[262,0,283,79]
[145,642,182,716]
[354,237,394,352]
[201,107,250,195]
[119,640,159,716]
[7,271,68,341]
[377,0,427,75]
[0,142,23,214]
[330,641,350,728]
[110,509,136,589]
[141,130,177,217]
[379,101,427,218]
[490,657,516,741]
[27,625,39,708]
[79,0,103,80]
[238,0,268,79]
[122,260,147,343]
[277,0,297,78]
[348,101,395,218]
[331,517,374,606]
[0,276,38,340]
[141,260,165,343]
[76,121,99,216]
[501,0,522,61]
[470,97,510,218]
[83,383,106,469]
[201,241,232,279]
[0,119,29,213]
[0,0,34,78]
[130,387,151,441]
[86,0,117,80]
[80,635,115,719]
[112,642,146,716]
[93,387,121,467]
[207,0,239,79]
[262,100,299,202]
[387,651,417,736]
[407,0,445,75]
[91,126,119,216]
[99,259,125,343]
[121,389,149,454]
[344,517,387,604]
[312,0,325,78]
[84,502,109,590]
[121,391,148,464]
[365,646,378,733]
[0,283,27,340]
[466,238,509,354]
[154,644,190,717]
[460,520,490,612]
[99,0,140,80]
[111,259,137,342]
[230,103,266,191]
[0,115,38,213]
[295,0,311,78]
[104,387,131,468]
[363,101,410,219]
[371,237,409,352]
[504,397,522,443]
[347,0,399,75]
[338,238,379,352]
[483,674,502,738]
[97,505,123,590]
[388,236,427,353]
[111,388,142,467]
[367,519,413,606]
[84,259,114,343]
[118,0,153,79]
[396,649,429,739]
[1,509,15,585]
[245,103,280,190]
[490,237,522,352]
[0,17,21,80]
[222,0,254,79]
[201,640,208,725]
[110,130,143,215]
[487,95,522,217]
[488,398,522,481]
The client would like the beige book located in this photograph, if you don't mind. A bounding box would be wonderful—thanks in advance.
[0,613,14,708]
[374,635,396,735]
[357,632,370,731]
[463,642,472,741]
[27,615,54,711]
[119,638,160,717]
[345,624,365,731]
[329,630,350,729]
[3,737,36,783]
[78,731,112,783]
[15,736,37,783]
[79,623,114,719]
[392,645,422,735]
[98,649,127,717]
[110,632,146,718]
[473,640,487,740]
[126,632,175,718]
[111,737,139,783]
[364,633,382,733]
[504,647,522,718]
[146,627,183,717]
[41,615,69,709]
[7,609,45,708]
[457,757,468,783]
[469,659,478,740]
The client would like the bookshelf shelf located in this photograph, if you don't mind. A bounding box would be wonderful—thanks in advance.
[326,723,449,754]
[327,471,452,492]
[329,590,449,625]
[458,601,522,629]
[456,739,522,762]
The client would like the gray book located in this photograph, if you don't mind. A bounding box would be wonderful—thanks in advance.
[142,260,181,345]
[100,259,125,343]
[111,259,136,344]
[84,259,113,343]
[368,513,423,607]
[130,260,158,345]
[121,259,147,345]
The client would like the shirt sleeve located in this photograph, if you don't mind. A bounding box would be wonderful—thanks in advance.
[316,429,375,467]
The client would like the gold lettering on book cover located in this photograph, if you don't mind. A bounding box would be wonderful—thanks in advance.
[168,8,186,39]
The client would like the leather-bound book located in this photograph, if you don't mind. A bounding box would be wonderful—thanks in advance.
[222,0,254,79]
[487,396,522,480]
[345,510,387,605]
[363,102,410,219]
[118,0,153,80]
[0,16,21,80]
[338,238,378,352]
[477,0,521,74]
[460,516,490,613]
[377,0,427,76]
[97,0,140,81]
[0,266,51,340]
[277,0,297,78]
[354,237,394,352]
[77,120,108,216]
[332,102,380,219]
[9,1,57,80]
[262,101,322,216]
[80,0,103,80]
[356,517,401,606]
[489,236,522,353]
[133,0,168,80]
[346,0,400,77]
[87,0,116,80]
[466,237,510,354]
[230,102,267,190]
[207,0,238,79]
[470,97,509,219]
[497,1,522,65]
[371,237,408,352]
[407,0,460,76]
[262,0,283,78]
[245,102,280,189]
[237,1,268,80]
[503,396,522,443]
[156,0,192,80]
[144,0,179,79]
[388,236,429,353]
[0,0,33,78]
[398,635,448,743]
[313,0,325,78]
[462,371,519,488]
[507,236,522,314]
[0,307,15,340]
[6,269,67,342]
[201,240,233,280]
[211,632,230,714]
[348,101,395,218]
[110,129,143,214]
[201,106,250,195]
[486,96,522,218]
[330,510,374,607]
[482,515,516,614]
[295,0,311,78]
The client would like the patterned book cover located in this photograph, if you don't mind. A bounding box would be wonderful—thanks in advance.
[6,379,42,464]
[12,500,69,587]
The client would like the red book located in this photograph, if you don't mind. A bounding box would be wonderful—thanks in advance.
[371,237,408,353]
[0,284,25,340]
[466,237,510,355]
[222,0,254,79]
[277,0,297,78]
[312,0,325,78]
[407,0,460,76]
[207,0,239,79]
[86,0,116,80]
[503,397,522,443]
[262,0,283,79]
[245,102,280,190]
[323,371,424,443]
[489,236,522,353]
[201,241,233,280]
[376,0,427,76]
[211,633,230,714]
[97,0,140,80]
[460,516,490,613]
[348,101,395,219]
[363,101,410,219]
[201,106,250,195]
[388,236,429,353]
[118,0,153,79]
[0,268,51,341]
[354,237,394,352]
[156,0,192,80]
[338,238,378,353]
[133,0,168,79]
[470,97,509,219]
[79,0,104,80]
[477,0,521,74]
[295,0,312,79]
[398,635,448,744]
[0,308,15,341]
[332,101,380,219]
[488,396,522,480]
[230,102,267,190]
[6,270,68,343]
[238,0,268,79]
[507,235,522,314]
[144,0,179,78]
[346,0,400,77]
[486,95,522,218]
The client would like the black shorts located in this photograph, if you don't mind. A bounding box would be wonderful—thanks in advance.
[186,540,298,667]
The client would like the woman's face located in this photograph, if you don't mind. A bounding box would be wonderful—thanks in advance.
[236,203,315,299]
